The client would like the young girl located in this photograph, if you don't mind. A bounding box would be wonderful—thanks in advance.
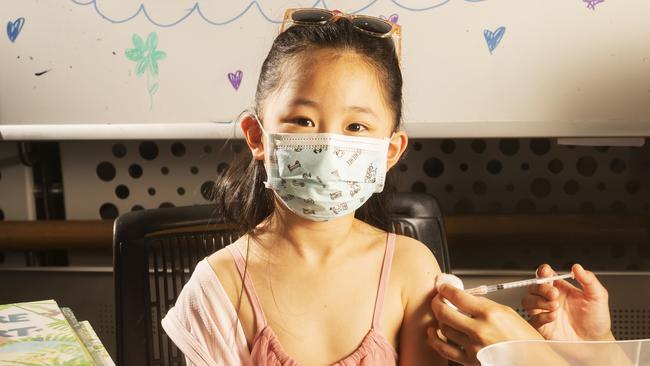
[162,8,445,365]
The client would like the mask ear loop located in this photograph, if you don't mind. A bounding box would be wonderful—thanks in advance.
[250,112,274,189]
[249,112,269,140]
[385,132,400,168]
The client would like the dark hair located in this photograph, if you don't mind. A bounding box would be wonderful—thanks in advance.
[214,18,403,235]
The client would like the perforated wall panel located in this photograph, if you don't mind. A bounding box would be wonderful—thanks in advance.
[59,138,650,219]
[60,141,236,220]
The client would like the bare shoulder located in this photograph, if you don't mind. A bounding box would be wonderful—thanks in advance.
[206,237,256,344]
[391,234,441,301]
[391,235,446,365]
[206,238,244,295]
[392,234,441,277]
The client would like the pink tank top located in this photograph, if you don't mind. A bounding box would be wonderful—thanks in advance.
[227,232,398,366]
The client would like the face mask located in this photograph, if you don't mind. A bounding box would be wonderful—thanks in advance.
[256,118,392,221]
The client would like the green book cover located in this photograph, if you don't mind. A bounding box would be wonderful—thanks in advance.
[61,308,114,366]
[0,299,95,366]
[77,321,114,366]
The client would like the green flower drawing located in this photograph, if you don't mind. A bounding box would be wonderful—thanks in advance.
[125,32,166,110]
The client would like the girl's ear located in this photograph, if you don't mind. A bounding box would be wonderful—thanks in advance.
[387,131,408,170]
[240,114,265,161]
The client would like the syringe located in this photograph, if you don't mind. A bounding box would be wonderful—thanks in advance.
[465,273,574,296]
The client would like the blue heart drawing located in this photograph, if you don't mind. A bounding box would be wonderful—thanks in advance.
[7,17,25,43]
[228,70,243,91]
[483,26,506,54]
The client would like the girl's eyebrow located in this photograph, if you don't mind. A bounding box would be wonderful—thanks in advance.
[288,98,319,108]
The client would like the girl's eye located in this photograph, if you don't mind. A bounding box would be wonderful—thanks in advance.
[292,118,315,127]
[346,123,368,132]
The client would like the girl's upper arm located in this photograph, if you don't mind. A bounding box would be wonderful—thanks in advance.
[395,236,447,366]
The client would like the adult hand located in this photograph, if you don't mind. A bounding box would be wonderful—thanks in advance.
[428,284,543,365]
[522,263,614,341]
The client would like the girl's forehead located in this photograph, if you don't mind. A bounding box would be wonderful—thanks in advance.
[296,48,374,77]
[278,50,389,107]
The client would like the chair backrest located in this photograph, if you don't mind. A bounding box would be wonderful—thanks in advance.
[113,192,449,366]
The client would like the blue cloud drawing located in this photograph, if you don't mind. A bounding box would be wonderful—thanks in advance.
[71,0,486,27]
[391,0,484,12]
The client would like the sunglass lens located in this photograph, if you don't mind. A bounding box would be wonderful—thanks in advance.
[352,16,392,35]
[291,9,334,23]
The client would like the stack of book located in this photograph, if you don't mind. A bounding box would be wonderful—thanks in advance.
[0,299,114,365]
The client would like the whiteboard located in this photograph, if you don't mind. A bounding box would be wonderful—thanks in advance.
[1,0,649,138]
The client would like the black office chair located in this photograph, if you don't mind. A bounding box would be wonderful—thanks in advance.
[113,192,450,366]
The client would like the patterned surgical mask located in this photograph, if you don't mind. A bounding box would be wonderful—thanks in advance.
[256,118,392,221]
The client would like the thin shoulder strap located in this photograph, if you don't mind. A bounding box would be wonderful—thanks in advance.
[372,232,396,331]
[227,244,267,333]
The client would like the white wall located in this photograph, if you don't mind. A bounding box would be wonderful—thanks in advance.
[1,0,649,138]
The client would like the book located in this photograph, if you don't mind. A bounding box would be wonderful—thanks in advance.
[0,299,113,366]
[61,307,114,366]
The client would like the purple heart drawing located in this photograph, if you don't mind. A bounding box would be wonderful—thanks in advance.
[6,17,25,43]
[483,26,506,54]
[380,13,399,24]
[228,70,243,91]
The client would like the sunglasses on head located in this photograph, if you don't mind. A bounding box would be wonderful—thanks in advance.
[281,8,402,62]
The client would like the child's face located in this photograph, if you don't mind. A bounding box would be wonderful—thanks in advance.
[260,48,396,139]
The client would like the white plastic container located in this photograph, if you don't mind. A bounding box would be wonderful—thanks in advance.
[477,339,650,366]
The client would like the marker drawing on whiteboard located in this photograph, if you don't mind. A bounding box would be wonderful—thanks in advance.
[583,0,604,10]
[483,26,505,54]
[6,17,25,42]
[71,0,486,27]
[228,70,243,91]
[380,14,399,24]
[125,32,166,110]
[35,69,51,76]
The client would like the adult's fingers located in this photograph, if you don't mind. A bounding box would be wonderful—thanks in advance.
[533,264,576,294]
[529,311,557,329]
[536,263,555,278]
[572,263,608,300]
[527,283,560,302]
[529,265,557,298]
[521,293,559,313]
[526,308,544,316]
[438,283,491,317]
[439,324,471,347]
[431,293,475,335]
[427,327,471,365]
